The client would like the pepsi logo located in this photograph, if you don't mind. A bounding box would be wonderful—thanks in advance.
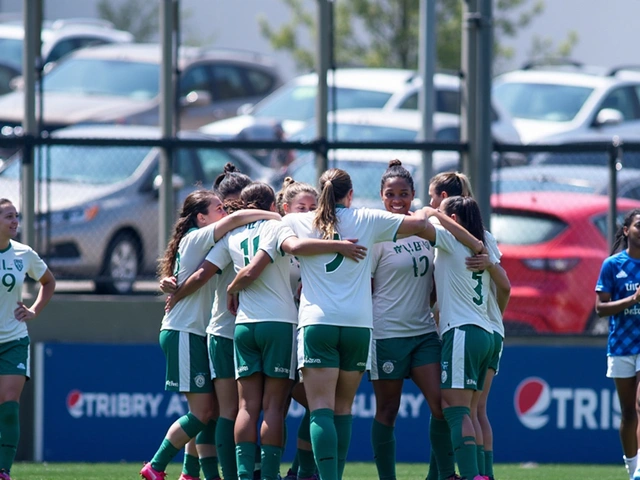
[67,389,84,418]
[514,377,551,429]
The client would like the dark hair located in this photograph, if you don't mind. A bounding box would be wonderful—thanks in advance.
[380,159,414,192]
[313,168,352,239]
[213,162,252,201]
[441,196,485,244]
[158,190,218,278]
[276,176,318,215]
[226,182,275,213]
[611,208,640,254]
[430,171,474,198]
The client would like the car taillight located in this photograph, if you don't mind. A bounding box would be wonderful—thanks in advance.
[521,258,580,272]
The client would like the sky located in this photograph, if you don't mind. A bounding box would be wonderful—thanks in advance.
[0,0,638,81]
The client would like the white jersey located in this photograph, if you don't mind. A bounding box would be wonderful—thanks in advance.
[485,231,505,337]
[161,224,218,336]
[205,266,236,339]
[283,207,404,329]
[0,240,48,343]
[206,219,298,325]
[433,226,493,335]
[371,235,437,339]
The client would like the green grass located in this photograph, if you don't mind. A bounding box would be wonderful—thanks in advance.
[8,462,626,480]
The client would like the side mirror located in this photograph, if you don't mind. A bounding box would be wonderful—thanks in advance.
[153,174,186,193]
[595,108,624,127]
[180,90,212,108]
[237,103,254,116]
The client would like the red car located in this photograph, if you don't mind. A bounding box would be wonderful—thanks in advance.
[490,192,640,334]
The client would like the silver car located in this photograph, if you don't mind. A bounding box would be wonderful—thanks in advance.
[0,125,270,294]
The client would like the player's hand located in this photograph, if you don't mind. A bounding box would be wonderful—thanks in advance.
[159,276,177,294]
[165,294,177,313]
[14,302,36,322]
[466,253,492,272]
[227,293,239,316]
[338,239,367,262]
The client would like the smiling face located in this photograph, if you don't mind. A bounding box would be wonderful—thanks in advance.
[285,192,317,214]
[625,214,640,251]
[198,196,227,227]
[381,176,414,215]
[0,201,19,244]
[428,182,447,209]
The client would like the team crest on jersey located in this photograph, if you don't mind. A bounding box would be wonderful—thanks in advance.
[382,361,394,374]
[194,374,206,388]
[14,259,23,271]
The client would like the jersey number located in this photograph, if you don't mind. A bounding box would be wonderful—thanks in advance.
[2,273,16,292]
[471,271,484,306]
[324,233,344,273]
[240,236,260,266]
[412,255,429,277]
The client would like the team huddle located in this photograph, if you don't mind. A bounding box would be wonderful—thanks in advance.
[139,161,511,480]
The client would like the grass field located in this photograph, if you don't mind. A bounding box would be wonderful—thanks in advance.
[8,462,627,480]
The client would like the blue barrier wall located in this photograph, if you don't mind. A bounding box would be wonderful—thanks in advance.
[35,343,618,463]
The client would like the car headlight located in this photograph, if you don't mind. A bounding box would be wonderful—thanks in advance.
[42,205,100,225]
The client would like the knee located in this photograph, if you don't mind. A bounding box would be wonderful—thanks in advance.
[192,406,215,424]
[376,400,400,425]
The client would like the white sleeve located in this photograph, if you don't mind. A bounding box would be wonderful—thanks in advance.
[26,248,48,281]
[433,225,458,253]
[484,231,502,264]
[205,237,232,271]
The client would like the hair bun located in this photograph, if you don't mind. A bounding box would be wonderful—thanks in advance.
[388,159,402,168]
[283,176,296,188]
[223,162,238,174]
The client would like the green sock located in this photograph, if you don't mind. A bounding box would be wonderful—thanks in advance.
[183,453,201,477]
[150,438,180,472]
[0,401,19,472]
[429,416,455,480]
[216,417,237,480]
[255,443,262,472]
[261,444,282,480]
[425,448,438,480]
[200,456,220,480]
[477,445,485,476]
[485,450,494,478]
[443,407,478,480]
[371,419,396,480]
[290,452,300,475]
[334,414,353,479]
[297,449,316,478]
[236,442,257,480]
[310,408,337,480]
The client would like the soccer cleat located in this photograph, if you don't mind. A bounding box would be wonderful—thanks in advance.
[0,469,11,480]
[283,468,297,480]
[140,462,167,480]
[178,475,200,480]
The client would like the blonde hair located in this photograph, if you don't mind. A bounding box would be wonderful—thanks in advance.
[430,172,474,198]
[313,168,352,239]
[276,177,318,215]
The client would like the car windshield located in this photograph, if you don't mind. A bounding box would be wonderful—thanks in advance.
[0,145,152,184]
[291,122,418,142]
[493,82,594,122]
[491,179,596,194]
[0,37,23,70]
[491,211,567,245]
[253,84,393,121]
[43,58,160,99]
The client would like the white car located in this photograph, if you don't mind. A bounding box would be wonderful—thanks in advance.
[199,68,463,139]
[493,64,640,144]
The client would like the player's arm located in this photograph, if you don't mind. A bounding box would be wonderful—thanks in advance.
[166,260,220,311]
[281,236,367,262]
[227,250,272,294]
[213,210,281,241]
[15,268,56,322]
[425,207,484,254]
[595,289,640,317]
[396,208,435,240]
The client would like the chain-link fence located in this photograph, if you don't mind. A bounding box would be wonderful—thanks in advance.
[1,134,637,336]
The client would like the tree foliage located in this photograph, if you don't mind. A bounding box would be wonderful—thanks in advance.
[259,0,578,73]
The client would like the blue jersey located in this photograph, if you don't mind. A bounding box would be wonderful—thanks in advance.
[595,250,640,356]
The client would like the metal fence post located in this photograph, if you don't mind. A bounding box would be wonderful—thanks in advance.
[608,136,621,252]
[315,0,331,183]
[418,0,435,205]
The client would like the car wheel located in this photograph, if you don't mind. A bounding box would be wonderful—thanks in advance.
[95,232,141,294]
[586,312,608,336]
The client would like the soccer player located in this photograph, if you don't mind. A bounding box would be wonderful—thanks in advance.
[281,168,451,480]
[595,209,640,480]
[166,182,366,480]
[369,160,456,480]
[0,198,55,480]
[141,190,280,480]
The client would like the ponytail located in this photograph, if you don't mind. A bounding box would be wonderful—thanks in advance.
[313,169,352,239]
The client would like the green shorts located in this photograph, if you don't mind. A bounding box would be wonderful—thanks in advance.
[440,325,493,391]
[234,322,296,380]
[208,334,235,380]
[369,332,441,380]
[0,336,30,379]
[488,332,504,374]
[298,325,371,371]
[159,330,212,393]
